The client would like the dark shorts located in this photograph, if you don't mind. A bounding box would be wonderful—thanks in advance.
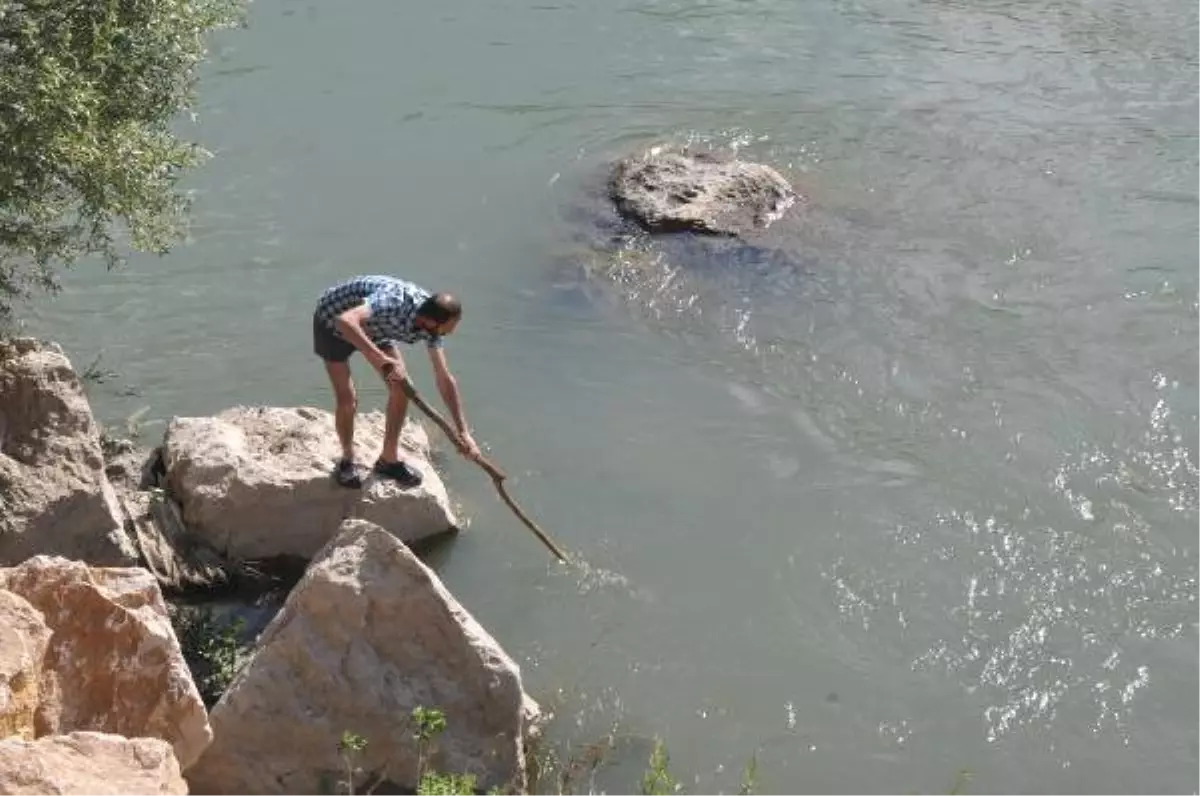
[312,312,356,363]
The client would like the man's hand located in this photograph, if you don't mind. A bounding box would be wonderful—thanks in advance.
[378,357,409,387]
[455,429,482,461]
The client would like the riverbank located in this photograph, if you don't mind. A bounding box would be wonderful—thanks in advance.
[0,336,543,793]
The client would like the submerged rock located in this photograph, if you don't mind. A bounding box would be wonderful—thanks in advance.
[609,147,796,236]
[0,731,186,795]
[0,338,136,567]
[0,556,212,771]
[545,145,817,328]
[187,518,541,794]
[162,406,458,562]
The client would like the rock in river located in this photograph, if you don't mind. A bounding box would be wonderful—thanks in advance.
[609,147,796,236]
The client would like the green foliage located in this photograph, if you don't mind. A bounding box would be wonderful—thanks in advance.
[335,706,468,796]
[0,0,244,315]
[640,738,678,796]
[339,730,368,756]
[336,731,369,795]
[418,771,478,795]
[411,706,455,793]
[949,768,973,795]
[412,705,449,745]
[168,604,245,707]
[330,713,978,796]
[738,751,759,795]
[79,351,118,383]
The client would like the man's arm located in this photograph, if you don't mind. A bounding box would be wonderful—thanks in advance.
[428,346,469,433]
[335,304,405,377]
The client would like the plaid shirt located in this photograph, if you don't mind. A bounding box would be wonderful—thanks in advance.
[314,275,444,349]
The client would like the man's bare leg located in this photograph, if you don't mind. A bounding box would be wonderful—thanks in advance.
[374,346,421,487]
[321,360,357,485]
[380,382,408,464]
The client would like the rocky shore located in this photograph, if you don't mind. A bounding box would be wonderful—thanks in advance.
[0,337,542,794]
[0,149,799,794]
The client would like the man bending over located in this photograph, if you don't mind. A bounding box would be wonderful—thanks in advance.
[312,274,481,488]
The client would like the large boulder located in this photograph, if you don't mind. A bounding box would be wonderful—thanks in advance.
[162,406,458,562]
[610,147,796,236]
[0,556,211,771]
[0,591,51,740]
[0,338,136,566]
[0,731,186,795]
[187,518,541,794]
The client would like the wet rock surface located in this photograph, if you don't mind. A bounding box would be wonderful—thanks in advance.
[609,147,795,236]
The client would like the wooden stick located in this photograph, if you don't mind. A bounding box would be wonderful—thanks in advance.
[398,377,570,563]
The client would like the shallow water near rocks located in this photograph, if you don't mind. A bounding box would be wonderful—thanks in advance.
[22,0,1198,792]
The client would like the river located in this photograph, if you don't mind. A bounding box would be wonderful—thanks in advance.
[22,0,1198,792]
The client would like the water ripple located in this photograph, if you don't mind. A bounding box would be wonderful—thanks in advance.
[828,372,1196,749]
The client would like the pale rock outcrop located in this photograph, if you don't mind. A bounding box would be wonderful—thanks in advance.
[162,406,458,561]
[0,338,135,566]
[187,518,540,794]
[0,591,51,740]
[0,556,211,770]
[610,147,796,236]
[0,731,186,795]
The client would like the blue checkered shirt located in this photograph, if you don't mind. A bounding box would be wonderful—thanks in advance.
[314,276,444,349]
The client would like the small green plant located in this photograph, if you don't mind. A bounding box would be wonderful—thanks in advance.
[738,751,759,795]
[333,707,467,796]
[80,353,119,384]
[169,605,246,706]
[949,768,973,795]
[418,771,477,795]
[337,731,369,795]
[412,705,448,785]
[413,706,449,743]
[526,735,622,795]
[640,738,679,795]
[123,405,152,439]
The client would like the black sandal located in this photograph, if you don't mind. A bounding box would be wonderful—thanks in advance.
[373,458,423,488]
[333,458,363,489]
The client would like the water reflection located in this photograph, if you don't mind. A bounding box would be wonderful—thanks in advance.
[826,372,1200,749]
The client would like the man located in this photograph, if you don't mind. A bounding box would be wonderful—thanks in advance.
[312,274,480,489]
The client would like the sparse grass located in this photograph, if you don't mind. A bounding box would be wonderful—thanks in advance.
[78,351,142,397]
[336,731,370,795]
[168,603,246,707]
[79,352,119,385]
[902,767,978,796]
[121,405,152,438]
[522,715,625,796]
[738,750,759,795]
[640,738,678,796]
[324,704,993,796]
[335,707,478,796]
[949,768,973,795]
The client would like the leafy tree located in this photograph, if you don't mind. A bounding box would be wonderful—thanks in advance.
[0,0,243,317]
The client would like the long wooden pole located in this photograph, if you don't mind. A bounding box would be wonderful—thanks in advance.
[399,377,570,564]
